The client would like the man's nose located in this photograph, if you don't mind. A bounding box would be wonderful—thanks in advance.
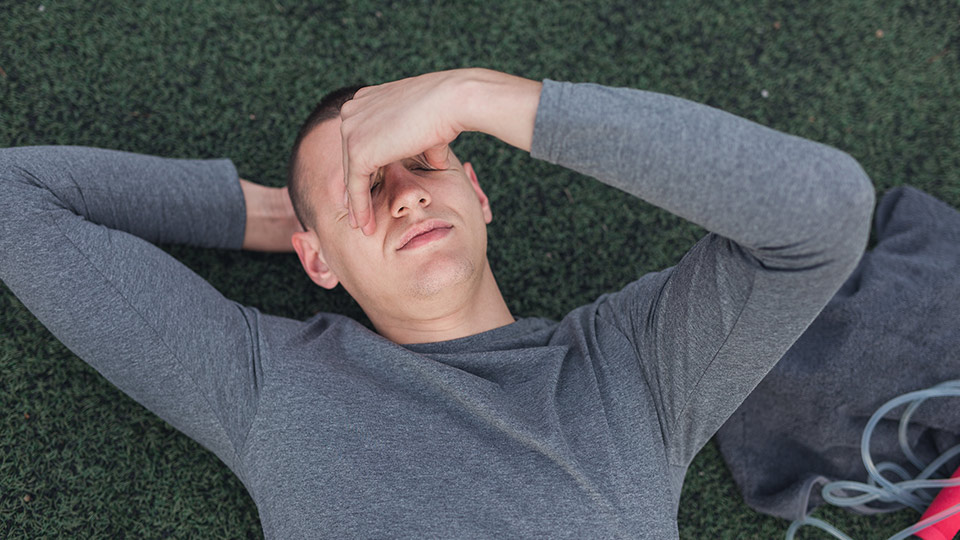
[387,168,431,217]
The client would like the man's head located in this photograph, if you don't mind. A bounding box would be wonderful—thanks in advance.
[287,85,496,331]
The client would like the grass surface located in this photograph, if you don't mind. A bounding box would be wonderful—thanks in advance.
[1,0,958,538]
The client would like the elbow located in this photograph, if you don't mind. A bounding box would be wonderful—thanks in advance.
[834,150,875,234]
[759,149,876,272]
[0,146,64,205]
[0,146,37,190]
[816,150,876,266]
[0,148,22,203]
[835,150,876,219]
[0,147,15,185]
[0,146,55,230]
[0,145,25,172]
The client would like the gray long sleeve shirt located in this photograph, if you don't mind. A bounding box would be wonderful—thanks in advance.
[0,79,875,538]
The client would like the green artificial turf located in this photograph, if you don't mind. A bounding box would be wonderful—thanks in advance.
[1,0,958,538]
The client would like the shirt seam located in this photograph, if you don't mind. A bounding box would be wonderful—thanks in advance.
[666,263,757,466]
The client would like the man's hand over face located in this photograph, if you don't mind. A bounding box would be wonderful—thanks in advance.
[339,70,466,236]
[339,68,543,236]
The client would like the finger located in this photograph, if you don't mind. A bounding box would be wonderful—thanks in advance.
[340,187,356,228]
[423,144,450,170]
[351,85,376,100]
[340,126,361,229]
[341,125,377,235]
[360,208,376,236]
[346,172,375,234]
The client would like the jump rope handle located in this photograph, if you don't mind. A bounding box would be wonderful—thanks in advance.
[915,464,960,540]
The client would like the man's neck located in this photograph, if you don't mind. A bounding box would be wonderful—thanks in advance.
[371,262,514,345]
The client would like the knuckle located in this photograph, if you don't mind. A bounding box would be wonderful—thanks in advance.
[339,116,353,136]
[339,100,358,117]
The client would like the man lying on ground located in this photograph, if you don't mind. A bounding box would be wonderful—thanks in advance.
[0,67,874,538]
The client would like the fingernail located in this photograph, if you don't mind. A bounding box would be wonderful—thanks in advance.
[343,190,349,208]
[349,210,357,228]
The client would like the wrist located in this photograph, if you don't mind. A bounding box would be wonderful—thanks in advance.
[240,179,301,252]
[456,68,543,152]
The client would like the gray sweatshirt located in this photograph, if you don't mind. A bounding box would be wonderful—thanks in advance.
[0,79,875,538]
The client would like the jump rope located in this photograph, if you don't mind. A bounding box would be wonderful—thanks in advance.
[785,380,960,540]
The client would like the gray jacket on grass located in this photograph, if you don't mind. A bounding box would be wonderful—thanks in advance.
[0,80,874,538]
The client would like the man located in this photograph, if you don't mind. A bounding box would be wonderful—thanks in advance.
[0,67,874,538]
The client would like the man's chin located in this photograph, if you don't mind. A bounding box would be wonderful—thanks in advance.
[403,256,477,300]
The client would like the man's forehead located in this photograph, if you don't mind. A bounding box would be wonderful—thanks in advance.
[299,118,344,194]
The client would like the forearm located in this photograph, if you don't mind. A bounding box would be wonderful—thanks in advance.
[0,146,246,250]
[457,68,543,152]
[529,81,875,265]
[238,179,302,252]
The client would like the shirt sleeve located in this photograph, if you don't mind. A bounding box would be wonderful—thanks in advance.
[0,145,262,479]
[529,80,875,466]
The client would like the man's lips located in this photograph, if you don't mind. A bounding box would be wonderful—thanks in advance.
[396,219,453,250]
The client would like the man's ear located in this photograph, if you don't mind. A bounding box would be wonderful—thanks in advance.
[463,162,492,224]
[291,230,340,289]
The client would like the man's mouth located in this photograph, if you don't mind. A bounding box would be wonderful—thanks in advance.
[397,219,454,250]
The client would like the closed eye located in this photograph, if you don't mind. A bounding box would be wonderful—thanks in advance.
[370,168,385,193]
[369,154,442,194]
[409,153,438,172]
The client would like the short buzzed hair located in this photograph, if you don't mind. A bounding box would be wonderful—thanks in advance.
[286,84,366,231]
